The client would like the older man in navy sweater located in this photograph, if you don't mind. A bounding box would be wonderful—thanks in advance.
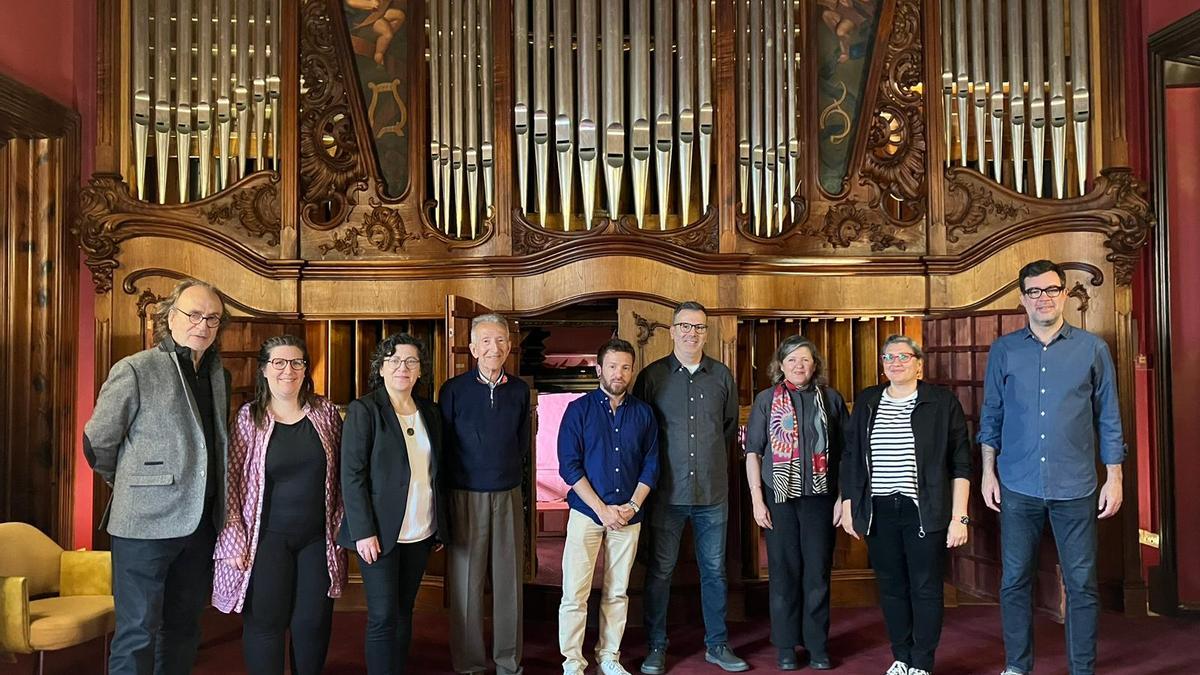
[439,313,531,675]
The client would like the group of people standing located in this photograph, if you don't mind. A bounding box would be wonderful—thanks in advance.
[84,258,1124,675]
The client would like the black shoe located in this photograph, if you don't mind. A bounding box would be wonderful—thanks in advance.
[640,647,667,675]
[704,645,750,672]
[809,656,833,670]
[778,648,799,670]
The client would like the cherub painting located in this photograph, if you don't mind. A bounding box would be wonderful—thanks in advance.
[816,0,881,195]
[345,0,407,65]
[343,0,412,197]
[818,0,876,64]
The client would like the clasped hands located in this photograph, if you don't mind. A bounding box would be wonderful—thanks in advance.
[597,503,636,530]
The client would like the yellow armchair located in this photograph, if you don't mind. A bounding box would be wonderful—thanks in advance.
[0,522,115,674]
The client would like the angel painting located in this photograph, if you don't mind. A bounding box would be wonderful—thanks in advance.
[345,0,407,65]
[818,0,878,63]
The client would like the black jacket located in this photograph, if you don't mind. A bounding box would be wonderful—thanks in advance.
[337,388,449,555]
[840,381,972,536]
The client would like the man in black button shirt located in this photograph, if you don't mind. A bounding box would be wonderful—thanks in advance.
[85,279,230,675]
[632,301,747,673]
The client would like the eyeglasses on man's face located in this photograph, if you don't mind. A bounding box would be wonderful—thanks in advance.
[880,352,917,364]
[673,322,709,334]
[1022,285,1065,299]
[266,358,307,371]
[173,306,222,328]
[383,356,421,370]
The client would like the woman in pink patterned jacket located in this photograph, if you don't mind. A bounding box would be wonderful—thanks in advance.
[212,334,347,675]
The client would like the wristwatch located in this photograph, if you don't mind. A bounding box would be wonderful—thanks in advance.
[626,500,641,514]
[957,515,970,525]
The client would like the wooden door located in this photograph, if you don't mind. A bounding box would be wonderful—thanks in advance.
[444,296,537,581]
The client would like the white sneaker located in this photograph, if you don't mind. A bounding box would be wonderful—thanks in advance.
[886,662,910,675]
[908,669,930,675]
[999,670,1025,675]
[600,660,632,675]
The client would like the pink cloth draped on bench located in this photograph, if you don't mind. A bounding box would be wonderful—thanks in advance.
[535,392,585,503]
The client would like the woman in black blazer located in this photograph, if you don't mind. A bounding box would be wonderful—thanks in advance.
[338,332,448,675]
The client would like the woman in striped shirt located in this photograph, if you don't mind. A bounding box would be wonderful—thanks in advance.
[840,335,972,675]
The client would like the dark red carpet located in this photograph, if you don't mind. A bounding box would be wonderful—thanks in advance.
[9,606,1197,674]
[193,606,1191,674]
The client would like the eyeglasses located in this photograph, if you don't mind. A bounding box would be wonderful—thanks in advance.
[266,358,307,371]
[173,307,222,328]
[880,353,917,364]
[1022,285,1065,299]
[383,356,421,370]
[673,322,709,334]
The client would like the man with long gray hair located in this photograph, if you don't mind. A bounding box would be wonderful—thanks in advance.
[84,278,231,675]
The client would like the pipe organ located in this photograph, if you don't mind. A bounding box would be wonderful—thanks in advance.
[131,0,282,204]
[501,0,716,232]
[940,0,1093,199]
[737,0,803,237]
[81,0,1151,609]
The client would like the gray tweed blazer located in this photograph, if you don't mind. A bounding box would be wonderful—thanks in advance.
[84,339,229,539]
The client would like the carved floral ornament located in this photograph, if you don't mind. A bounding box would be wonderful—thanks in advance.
[74,174,282,294]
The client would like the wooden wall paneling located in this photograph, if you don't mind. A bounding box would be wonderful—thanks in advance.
[753,319,776,394]
[829,319,854,404]
[853,317,879,395]
[807,319,829,381]
[1,74,81,547]
[355,320,381,399]
[735,320,755,405]
[327,321,354,405]
[306,320,330,397]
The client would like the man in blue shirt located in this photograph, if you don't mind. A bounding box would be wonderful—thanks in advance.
[978,260,1126,675]
[439,313,530,675]
[557,338,659,675]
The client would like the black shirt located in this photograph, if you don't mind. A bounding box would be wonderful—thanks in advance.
[631,354,739,505]
[174,343,218,503]
[262,417,326,537]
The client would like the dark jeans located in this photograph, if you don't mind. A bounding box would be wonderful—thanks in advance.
[109,518,216,675]
[764,491,836,659]
[999,485,1099,675]
[242,529,334,675]
[359,538,434,675]
[642,501,730,650]
[866,495,946,672]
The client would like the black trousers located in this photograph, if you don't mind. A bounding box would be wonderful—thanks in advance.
[109,517,216,675]
[242,529,334,675]
[866,494,947,672]
[358,538,435,675]
[763,491,836,659]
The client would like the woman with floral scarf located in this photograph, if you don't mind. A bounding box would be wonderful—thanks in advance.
[743,335,849,671]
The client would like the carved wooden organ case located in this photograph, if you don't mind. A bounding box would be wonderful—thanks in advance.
[77,0,1152,606]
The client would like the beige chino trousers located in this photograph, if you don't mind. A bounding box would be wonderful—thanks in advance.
[558,508,642,673]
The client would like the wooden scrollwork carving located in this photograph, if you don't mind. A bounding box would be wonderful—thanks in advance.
[75,174,126,293]
[859,0,927,227]
[299,0,368,231]
[319,203,434,256]
[1095,168,1154,286]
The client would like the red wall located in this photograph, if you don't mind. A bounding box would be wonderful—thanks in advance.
[0,0,98,550]
[1165,87,1200,605]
